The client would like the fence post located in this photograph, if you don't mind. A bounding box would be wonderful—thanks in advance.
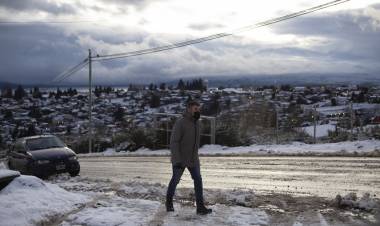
[210,117,216,144]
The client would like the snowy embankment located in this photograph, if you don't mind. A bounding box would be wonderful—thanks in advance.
[50,175,379,226]
[0,168,90,226]
[79,139,380,157]
[0,170,269,226]
[0,165,379,225]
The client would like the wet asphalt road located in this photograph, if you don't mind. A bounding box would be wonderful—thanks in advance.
[78,156,380,198]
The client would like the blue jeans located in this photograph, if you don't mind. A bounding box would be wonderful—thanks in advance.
[166,163,204,207]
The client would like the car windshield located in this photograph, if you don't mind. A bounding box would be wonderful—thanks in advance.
[25,137,65,151]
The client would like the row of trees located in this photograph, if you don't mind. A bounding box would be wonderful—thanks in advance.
[176,78,207,91]
[94,86,114,97]
[1,85,27,100]
[147,78,207,92]
[1,85,81,100]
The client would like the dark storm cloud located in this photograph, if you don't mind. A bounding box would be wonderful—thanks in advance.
[0,2,379,85]
[0,24,85,84]
[271,4,380,62]
[80,28,147,46]
[0,22,166,85]
[257,47,322,58]
[0,0,77,15]
[274,9,379,39]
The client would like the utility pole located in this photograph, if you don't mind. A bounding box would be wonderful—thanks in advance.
[313,105,317,144]
[210,118,216,144]
[88,49,93,153]
[275,106,279,144]
[350,101,354,140]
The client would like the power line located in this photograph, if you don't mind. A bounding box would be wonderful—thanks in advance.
[0,20,99,25]
[51,59,88,84]
[52,59,88,82]
[52,0,350,83]
[94,0,350,61]
[55,62,88,83]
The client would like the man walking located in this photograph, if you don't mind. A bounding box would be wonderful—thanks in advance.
[166,100,212,215]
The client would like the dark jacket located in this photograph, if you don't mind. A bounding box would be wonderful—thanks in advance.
[170,111,200,167]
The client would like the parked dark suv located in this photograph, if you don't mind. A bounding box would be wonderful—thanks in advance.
[8,135,80,178]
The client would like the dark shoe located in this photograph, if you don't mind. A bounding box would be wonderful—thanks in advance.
[196,206,212,215]
[166,200,174,212]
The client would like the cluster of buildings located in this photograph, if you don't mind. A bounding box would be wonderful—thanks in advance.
[1,83,380,151]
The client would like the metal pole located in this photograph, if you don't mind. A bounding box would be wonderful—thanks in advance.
[275,106,279,144]
[88,49,93,153]
[313,105,317,144]
[350,102,354,140]
[210,118,216,144]
[166,118,169,147]
[153,115,157,149]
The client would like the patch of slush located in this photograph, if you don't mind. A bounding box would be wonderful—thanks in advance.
[335,192,380,211]
[162,204,268,226]
[49,174,257,207]
[61,196,161,226]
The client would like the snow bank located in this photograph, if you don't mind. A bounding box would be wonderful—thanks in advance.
[48,175,376,225]
[79,139,380,157]
[121,182,256,206]
[0,174,90,226]
[0,161,8,169]
[335,192,380,211]
[0,169,19,179]
[119,181,257,207]
[48,175,267,226]
[49,175,257,208]
[199,139,380,156]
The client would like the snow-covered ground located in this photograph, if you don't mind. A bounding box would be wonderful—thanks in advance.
[0,169,90,226]
[79,139,380,157]
[0,166,19,178]
[60,197,269,226]
[300,124,336,138]
[1,150,380,225]
[1,169,379,226]
[0,170,269,226]
[49,175,380,225]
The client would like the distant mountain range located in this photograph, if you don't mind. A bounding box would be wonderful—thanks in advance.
[1,73,379,88]
[202,73,380,87]
[0,81,18,89]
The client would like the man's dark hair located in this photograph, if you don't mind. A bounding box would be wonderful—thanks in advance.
[187,100,200,108]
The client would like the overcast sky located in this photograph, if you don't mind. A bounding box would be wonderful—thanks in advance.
[0,0,379,85]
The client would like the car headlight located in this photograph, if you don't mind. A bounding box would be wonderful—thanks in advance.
[37,160,50,164]
[68,156,78,161]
